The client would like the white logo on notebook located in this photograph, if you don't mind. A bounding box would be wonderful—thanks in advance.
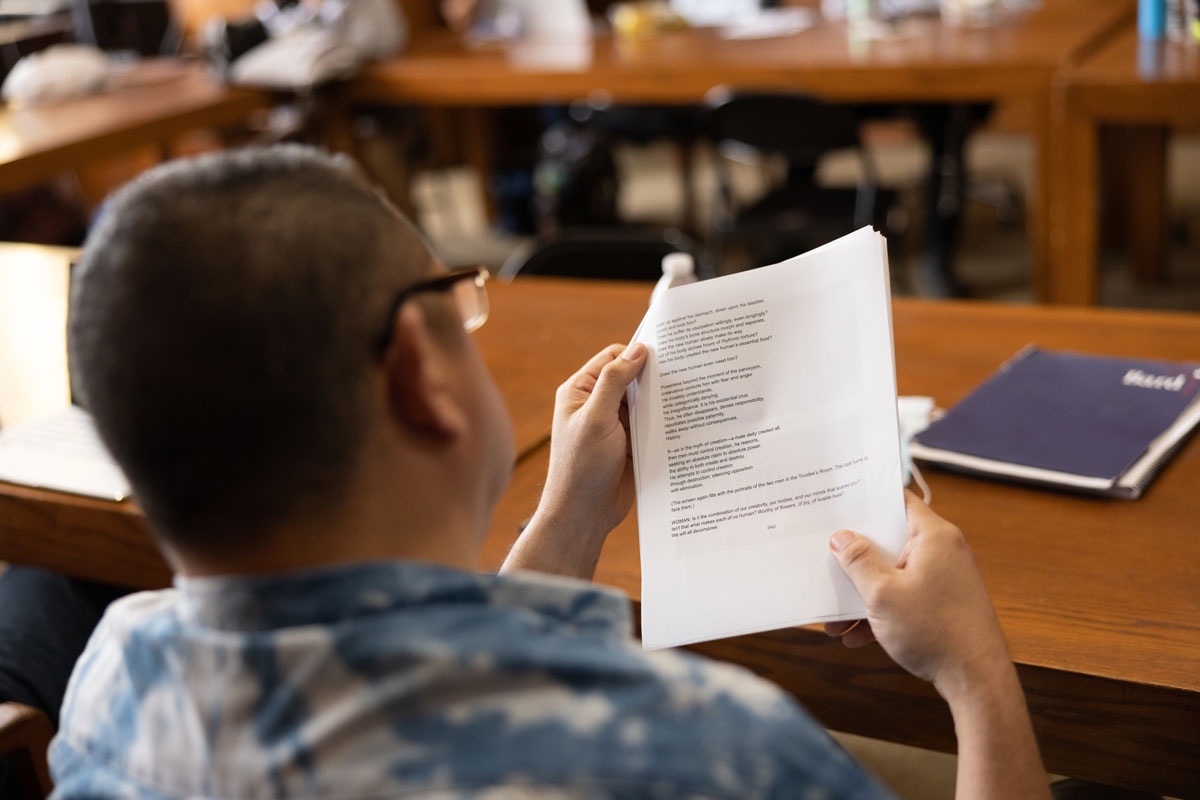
[1123,369,1186,391]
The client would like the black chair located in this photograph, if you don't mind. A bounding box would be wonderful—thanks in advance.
[572,102,708,234]
[71,0,178,56]
[705,90,886,268]
[498,227,713,283]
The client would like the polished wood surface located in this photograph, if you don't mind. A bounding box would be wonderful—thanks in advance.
[476,278,650,458]
[1066,24,1200,111]
[0,481,165,589]
[1,275,1197,794]
[1051,26,1200,304]
[490,295,1200,797]
[0,60,268,195]
[0,14,70,48]
[352,0,1133,106]
[494,297,1200,691]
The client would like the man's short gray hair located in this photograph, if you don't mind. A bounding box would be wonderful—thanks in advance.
[69,145,428,548]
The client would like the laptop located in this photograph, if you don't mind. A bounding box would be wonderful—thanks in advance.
[0,405,130,500]
[0,261,131,501]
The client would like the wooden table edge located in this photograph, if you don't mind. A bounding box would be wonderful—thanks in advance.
[0,89,270,195]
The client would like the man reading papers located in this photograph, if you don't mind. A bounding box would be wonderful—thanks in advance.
[629,228,907,649]
[53,146,1049,798]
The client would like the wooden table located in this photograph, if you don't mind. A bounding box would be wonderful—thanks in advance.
[0,60,269,195]
[354,2,1135,105]
[2,267,1197,795]
[1052,25,1200,305]
[0,244,651,587]
[0,14,70,49]
[488,294,1200,798]
[350,0,1136,304]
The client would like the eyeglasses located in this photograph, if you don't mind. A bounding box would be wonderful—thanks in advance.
[373,267,490,354]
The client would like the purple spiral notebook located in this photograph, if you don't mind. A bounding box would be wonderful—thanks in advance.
[909,346,1200,498]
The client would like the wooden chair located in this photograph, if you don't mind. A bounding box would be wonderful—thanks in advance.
[0,703,54,799]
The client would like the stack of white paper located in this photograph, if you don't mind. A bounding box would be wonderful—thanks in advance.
[627,227,907,649]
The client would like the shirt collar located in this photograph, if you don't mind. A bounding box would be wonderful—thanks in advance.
[175,560,632,638]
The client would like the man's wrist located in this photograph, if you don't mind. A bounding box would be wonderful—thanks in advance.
[934,647,1022,713]
[526,500,608,551]
[505,499,611,580]
[531,483,613,547]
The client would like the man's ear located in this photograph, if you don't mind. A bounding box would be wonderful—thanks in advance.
[381,302,469,440]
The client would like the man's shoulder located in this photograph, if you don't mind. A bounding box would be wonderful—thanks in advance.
[631,649,877,790]
[66,587,183,690]
[102,587,181,625]
[49,570,886,798]
[385,623,879,797]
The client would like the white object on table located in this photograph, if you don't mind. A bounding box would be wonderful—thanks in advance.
[721,8,818,39]
[0,406,130,501]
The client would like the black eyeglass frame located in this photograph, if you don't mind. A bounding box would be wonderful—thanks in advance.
[373,267,489,355]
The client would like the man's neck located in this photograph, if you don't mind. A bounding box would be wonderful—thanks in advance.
[172,517,483,579]
[170,464,488,578]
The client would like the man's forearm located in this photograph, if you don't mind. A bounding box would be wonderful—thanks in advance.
[498,507,607,580]
[941,662,1051,800]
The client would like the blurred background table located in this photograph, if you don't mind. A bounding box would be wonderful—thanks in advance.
[1,253,1196,796]
[357,1,1129,106]
[1053,24,1200,305]
[0,60,268,195]
[352,0,1136,303]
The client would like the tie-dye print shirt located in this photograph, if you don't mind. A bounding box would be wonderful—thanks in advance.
[50,560,890,799]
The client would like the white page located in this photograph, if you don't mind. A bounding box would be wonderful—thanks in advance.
[628,228,907,649]
[0,406,130,501]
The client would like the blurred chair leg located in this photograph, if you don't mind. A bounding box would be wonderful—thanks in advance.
[676,138,700,236]
[915,104,973,298]
[854,146,881,230]
[462,108,499,227]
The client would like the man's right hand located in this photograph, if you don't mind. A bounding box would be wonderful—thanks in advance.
[825,491,1051,800]
[823,491,1011,700]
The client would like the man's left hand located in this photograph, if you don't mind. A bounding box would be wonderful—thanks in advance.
[544,341,648,538]
[501,342,648,579]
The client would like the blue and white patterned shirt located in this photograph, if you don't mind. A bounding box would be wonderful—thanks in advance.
[50,560,891,799]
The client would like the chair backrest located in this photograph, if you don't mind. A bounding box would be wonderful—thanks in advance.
[498,228,712,282]
[0,702,54,799]
[71,0,175,55]
[706,89,865,166]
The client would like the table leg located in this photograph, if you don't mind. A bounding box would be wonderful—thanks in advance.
[1122,125,1169,284]
[1031,92,1053,302]
[1100,129,1130,253]
[1049,102,1101,305]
